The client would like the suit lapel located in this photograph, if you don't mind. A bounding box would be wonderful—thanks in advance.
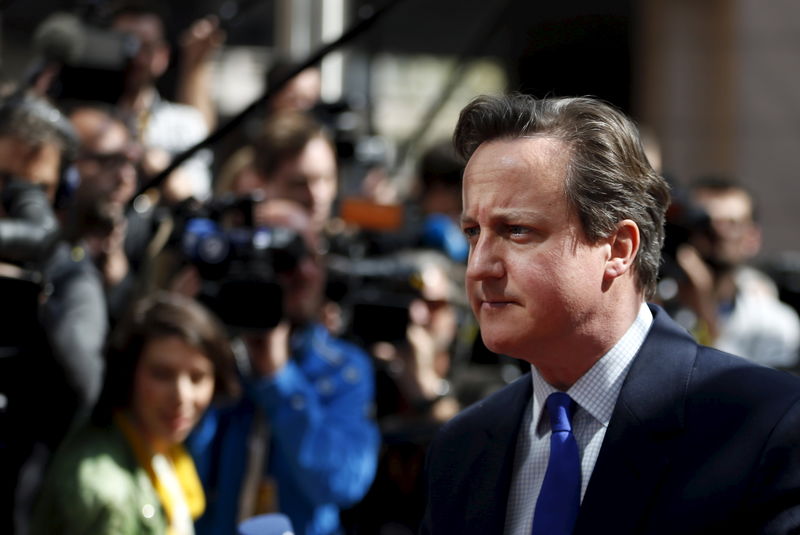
[461,374,533,534]
[575,305,698,534]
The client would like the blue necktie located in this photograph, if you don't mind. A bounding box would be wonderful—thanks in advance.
[532,392,581,535]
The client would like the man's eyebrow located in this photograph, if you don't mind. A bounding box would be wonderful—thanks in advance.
[462,209,539,222]
[494,209,538,220]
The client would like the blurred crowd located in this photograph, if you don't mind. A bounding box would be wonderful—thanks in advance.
[1,1,799,535]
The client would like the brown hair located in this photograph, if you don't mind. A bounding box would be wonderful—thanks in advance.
[252,111,334,178]
[453,93,671,299]
[94,291,239,422]
[689,174,759,223]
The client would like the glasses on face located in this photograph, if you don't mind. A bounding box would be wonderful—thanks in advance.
[78,150,140,172]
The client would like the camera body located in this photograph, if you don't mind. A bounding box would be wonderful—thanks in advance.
[0,176,61,268]
[34,12,140,104]
[177,194,307,331]
[328,252,424,346]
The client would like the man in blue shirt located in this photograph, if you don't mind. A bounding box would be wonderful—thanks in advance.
[188,199,380,535]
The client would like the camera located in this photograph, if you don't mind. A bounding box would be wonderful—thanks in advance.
[0,176,61,267]
[34,12,140,104]
[328,253,426,346]
[175,193,307,331]
[660,180,712,280]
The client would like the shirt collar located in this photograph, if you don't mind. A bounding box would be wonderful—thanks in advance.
[531,302,653,435]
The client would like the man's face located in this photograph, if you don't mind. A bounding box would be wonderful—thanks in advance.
[0,137,62,202]
[691,188,759,269]
[73,113,139,208]
[271,68,322,113]
[262,136,338,231]
[461,137,611,361]
[410,262,458,353]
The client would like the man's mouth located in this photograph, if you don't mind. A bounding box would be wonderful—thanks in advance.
[479,299,514,309]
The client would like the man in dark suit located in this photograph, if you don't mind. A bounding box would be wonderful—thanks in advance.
[420,93,800,535]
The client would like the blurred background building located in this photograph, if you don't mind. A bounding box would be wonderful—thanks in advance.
[1,0,798,261]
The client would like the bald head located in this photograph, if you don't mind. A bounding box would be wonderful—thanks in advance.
[70,108,129,153]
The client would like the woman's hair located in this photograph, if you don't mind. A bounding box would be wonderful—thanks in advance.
[93,291,239,423]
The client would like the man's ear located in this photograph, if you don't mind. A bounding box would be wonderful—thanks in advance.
[604,219,640,279]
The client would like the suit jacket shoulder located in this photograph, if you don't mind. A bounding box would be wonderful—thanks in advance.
[577,305,800,534]
[421,372,532,534]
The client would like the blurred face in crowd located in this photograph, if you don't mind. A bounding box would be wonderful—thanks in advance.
[261,135,338,231]
[409,261,459,355]
[71,108,139,208]
[255,199,326,325]
[112,13,170,92]
[271,68,322,113]
[131,335,215,452]
[0,136,62,202]
[690,187,760,270]
[461,137,613,360]
[422,182,462,222]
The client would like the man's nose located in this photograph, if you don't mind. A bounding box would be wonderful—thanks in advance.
[466,236,504,281]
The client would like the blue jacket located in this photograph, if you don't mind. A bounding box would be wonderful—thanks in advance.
[188,323,380,535]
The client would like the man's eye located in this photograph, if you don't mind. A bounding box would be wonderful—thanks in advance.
[463,226,479,238]
[508,225,528,236]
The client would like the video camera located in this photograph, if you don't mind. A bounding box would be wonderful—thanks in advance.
[661,182,712,279]
[175,193,307,331]
[655,178,713,306]
[34,12,140,104]
[327,254,418,346]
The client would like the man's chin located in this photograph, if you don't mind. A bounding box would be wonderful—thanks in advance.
[480,332,517,357]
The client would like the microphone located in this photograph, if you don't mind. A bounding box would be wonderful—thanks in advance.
[33,12,86,65]
[238,513,294,535]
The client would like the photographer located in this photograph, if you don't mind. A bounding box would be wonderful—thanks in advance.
[410,140,469,263]
[63,101,163,326]
[35,2,214,203]
[184,199,379,535]
[674,174,800,369]
[0,94,108,416]
[0,95,64,265]
[108,1,214,203]
[225,110,339,234]
[337,248,465,534]
[0,92,109,535]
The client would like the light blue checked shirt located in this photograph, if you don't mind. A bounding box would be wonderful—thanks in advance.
[504,302,653,535]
